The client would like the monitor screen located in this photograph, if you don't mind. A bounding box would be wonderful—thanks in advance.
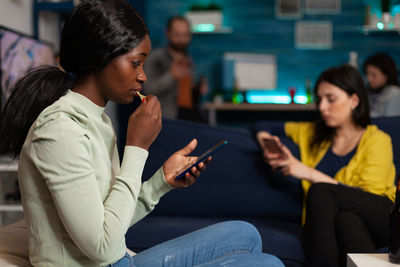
[223,52,277,91]
[0,26,55,109]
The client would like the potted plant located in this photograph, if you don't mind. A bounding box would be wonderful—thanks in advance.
[185,2,223,32]
[212,88,225,104]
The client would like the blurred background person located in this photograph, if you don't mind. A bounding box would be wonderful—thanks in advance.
[363,53,400,117]
[143,15,207,122]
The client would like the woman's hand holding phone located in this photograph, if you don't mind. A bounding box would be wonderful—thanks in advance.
[162,139,211,188]
[257,131,293,173]
[256,132,286,163]
[257,132,312,180]
[262,138,284,155]
[262,138,287,170]
[269,144,314,180]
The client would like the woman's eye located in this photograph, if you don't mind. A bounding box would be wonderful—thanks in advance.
[132,61,141,67]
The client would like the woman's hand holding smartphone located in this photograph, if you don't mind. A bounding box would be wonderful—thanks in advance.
[256,131,315,180]
[162,139,227,188]
[255,132,287,168]
[175,139,227,180]
[163,139,204,188]
[262,138,284,155]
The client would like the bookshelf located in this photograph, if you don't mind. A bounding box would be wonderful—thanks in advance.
[0,160,22,227]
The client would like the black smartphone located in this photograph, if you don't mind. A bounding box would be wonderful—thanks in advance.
[262,138,284,154]
[175,139,228,180]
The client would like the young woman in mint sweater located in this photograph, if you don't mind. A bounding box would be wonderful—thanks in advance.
[0,1,284,266]
[254,65,395,267]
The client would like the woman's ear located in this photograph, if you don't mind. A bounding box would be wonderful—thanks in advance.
[350,93,360,110]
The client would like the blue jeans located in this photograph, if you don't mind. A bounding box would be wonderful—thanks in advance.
[108,220,283,267]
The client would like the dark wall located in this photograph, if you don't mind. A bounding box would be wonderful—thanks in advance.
[145,0,400,99]
[127,0,146,19]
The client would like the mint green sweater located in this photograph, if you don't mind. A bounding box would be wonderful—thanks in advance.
[18,91,172,266]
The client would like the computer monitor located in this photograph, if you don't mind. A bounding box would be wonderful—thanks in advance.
[0,26,55,109]
[223,52,277,92]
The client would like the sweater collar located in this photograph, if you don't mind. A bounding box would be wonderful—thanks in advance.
[67,90,105,117]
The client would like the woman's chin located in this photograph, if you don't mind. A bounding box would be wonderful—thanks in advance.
[323,120,337,128]
[117,96,135,105]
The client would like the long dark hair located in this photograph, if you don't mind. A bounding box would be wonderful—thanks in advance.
[0,0,148,158]
[311,64,371,149]
[363,53,399,87]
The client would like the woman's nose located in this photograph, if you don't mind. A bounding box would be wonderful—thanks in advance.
[137,70,147,83]
[318,99,327,112]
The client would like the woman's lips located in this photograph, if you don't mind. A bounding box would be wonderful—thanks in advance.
[129,89,142,96]
[322,115,331,121]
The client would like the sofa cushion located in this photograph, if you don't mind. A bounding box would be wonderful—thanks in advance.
[142,119,303,221]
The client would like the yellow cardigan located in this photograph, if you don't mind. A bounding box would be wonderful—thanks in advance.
[285,121,396,206]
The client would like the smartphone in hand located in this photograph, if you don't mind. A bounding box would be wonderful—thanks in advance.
[175,139,228,180]
[262,138,284,154]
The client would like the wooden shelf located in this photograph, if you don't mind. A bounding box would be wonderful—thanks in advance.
[204,102,316,111]
[362,25,400,35]
[0,163,18,172]
[203,102,316,126]
[0,158,20,226]
[193,27,233,34]
[0,156,18,172]
[0,205,23,212]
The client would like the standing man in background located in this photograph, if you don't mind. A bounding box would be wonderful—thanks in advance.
[143,15,207,122]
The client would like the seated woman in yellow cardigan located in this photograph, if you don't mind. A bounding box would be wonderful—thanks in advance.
[254,64,396,267]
